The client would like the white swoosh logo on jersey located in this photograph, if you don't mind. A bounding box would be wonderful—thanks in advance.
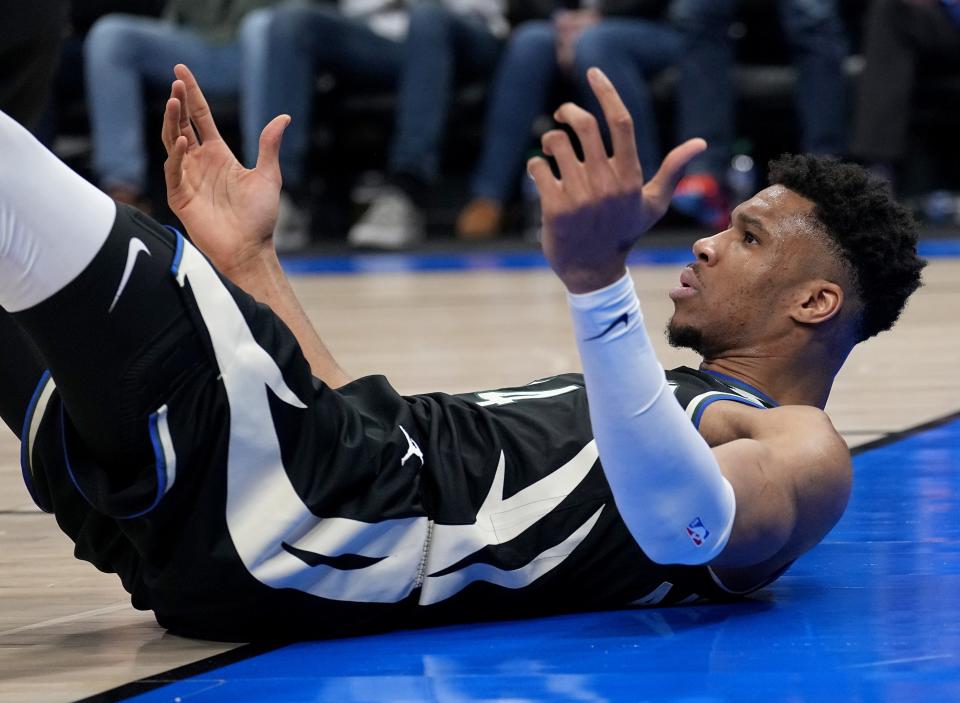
[176,238,428,604]
[109,237,151,313]
[475,385,580,407]
[421,505,604,605]
[420,442,602,605]
[176,237,603,605]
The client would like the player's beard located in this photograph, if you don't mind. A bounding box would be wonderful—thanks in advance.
[666,319,708,356]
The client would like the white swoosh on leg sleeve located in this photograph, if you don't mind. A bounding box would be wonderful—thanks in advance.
[109,237,150,313]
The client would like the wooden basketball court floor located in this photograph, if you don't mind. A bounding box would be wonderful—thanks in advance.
[1,242,958,702]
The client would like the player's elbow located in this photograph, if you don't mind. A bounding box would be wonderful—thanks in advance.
[628,492,736,567]
[710,495,795,568]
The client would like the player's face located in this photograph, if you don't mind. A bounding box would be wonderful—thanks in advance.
[667,185,825,357]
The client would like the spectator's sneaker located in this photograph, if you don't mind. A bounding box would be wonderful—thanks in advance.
[348,187,425,249]
[274,191,310,253]
[456,198,503,240]
[672,173,730,231]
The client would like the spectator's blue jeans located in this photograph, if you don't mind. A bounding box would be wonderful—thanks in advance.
[471,18,680,205]
[390,4,502,184]
[253,3,500,193]
[670,0,848,178]
[84,12,271,194]
[253,5,403,193]
[470,21,558,204]
[573,19,683,176]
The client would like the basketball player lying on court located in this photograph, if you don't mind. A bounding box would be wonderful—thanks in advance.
[0,65,923,641]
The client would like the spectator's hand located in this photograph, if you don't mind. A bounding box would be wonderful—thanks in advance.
[529,68,706,294]
[554,9,600,71]
[161,63,289,276]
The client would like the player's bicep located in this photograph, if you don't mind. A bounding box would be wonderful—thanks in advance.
[708,438,798,567]
[706,411,852,569]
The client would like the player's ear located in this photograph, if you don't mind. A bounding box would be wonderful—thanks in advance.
[790,280,844,326]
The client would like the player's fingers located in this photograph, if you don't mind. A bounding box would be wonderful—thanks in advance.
[170,79,198,148]
[586,67,643,188]
[552,102,616,191]
[644,138,708,210]
[174,63,221,144]
[163,135,187,194]
[540,129,590,200]
[255,114,291,183]
[527,156,561,209]
[161,97,180,154]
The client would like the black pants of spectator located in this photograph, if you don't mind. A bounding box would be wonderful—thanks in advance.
[0,0,69,132]
[850,0,960,164]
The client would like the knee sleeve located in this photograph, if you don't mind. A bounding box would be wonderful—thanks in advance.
[14,206,207,468]
[0,311,45,438]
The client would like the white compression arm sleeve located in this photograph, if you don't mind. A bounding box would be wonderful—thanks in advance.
[568,271,735,565]
[0,110,115,312]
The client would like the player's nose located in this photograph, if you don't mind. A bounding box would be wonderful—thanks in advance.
[692,233,720,265]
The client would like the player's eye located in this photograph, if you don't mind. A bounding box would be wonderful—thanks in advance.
[744,232,759,245]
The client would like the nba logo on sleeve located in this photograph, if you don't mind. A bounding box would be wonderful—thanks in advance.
[686,517,710,547]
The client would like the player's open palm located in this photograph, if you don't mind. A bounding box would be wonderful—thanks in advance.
[161,63,288,276]
[528,68,706,293]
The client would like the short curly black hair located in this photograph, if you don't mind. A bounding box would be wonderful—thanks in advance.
[767,154,925,342]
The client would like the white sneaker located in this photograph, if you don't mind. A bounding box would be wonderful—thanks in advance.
[347,187,425,249]
[274,191,310,253]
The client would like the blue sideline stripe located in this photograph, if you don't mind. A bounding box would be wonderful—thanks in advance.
[280,238,960,276]
[918,238,960,257]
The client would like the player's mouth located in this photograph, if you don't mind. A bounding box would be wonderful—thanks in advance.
[669,266,700,301]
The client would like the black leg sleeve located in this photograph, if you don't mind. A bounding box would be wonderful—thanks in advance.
[12,204,210,470]
[0,309,46,439]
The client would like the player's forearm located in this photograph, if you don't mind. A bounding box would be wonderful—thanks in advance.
[567,271,735,565]
[220,250,352,388]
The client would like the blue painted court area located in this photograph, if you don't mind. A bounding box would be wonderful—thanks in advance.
[279,237,960,275]
[117,416,960,703]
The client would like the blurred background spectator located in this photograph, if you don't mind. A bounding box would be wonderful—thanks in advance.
[39,2,165,153]
[456,0,679,240]
[83,0,282,212]
[252,0,508,250]
[850,0,960,199]
[0,0,69,134]
[669,0,848,229]
[9,0,960,249]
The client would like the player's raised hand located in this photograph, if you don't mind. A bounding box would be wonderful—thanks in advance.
[161,64,289,276]
[528,68,706,294]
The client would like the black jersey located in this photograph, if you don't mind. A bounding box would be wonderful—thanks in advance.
[19,227,783,641]
[22,368,779,640]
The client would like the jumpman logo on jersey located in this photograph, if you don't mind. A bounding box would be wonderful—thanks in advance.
[399,425,423,467]
[109,237,150,313]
